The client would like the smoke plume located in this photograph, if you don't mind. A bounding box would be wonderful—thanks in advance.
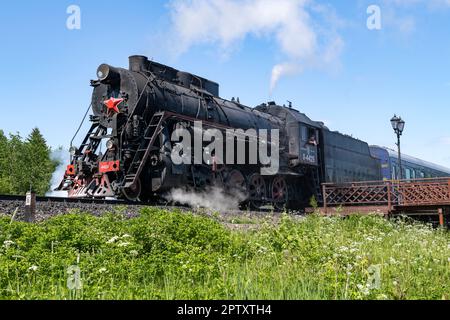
[270,63,302,94]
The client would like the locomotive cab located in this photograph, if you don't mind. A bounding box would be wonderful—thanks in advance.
[255,103,322,168]
[298,125,319,166]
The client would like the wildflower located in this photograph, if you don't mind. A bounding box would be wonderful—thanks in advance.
[28,265,38,272]
[357,284,370,296]
[118,242,130,247]
[107,236,119,244]
[130,250,139,257]
[3,240,15,248]
[393,281,398,286]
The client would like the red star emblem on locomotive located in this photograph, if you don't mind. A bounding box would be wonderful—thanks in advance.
[103,97,124,114]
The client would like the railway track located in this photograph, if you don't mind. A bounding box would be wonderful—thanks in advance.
[0,194,156,222]
[0,194,138,205]
[0,194,283,223]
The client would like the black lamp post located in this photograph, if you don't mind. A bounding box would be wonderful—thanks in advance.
[391,115,406,180]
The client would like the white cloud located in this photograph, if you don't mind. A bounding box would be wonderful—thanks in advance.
[167,0,344,93]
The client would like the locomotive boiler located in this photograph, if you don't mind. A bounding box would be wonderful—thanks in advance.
[58,55,381,209]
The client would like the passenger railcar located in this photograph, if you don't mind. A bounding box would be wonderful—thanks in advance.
[370,146,450,180]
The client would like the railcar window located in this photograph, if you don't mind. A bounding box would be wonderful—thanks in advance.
[308,128,317,142]
[405,168,410,180]
[301,127,308,141]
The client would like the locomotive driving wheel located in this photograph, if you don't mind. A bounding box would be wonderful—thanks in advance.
[271,176,289,211]
[248,173,267,209]
[122,178,142,202]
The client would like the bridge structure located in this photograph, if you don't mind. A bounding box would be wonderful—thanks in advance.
[321,177,450,227]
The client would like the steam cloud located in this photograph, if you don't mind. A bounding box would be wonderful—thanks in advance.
[165,187,248,211]
[46,149,69,198]
[167,0,344,93]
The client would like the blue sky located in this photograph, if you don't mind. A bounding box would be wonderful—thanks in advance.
[1,0,450,167]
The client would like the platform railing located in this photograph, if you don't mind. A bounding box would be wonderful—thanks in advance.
[322,177,450,211]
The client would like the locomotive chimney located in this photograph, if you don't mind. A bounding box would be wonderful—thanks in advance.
[129,55,149,72]
[97,64,120,84]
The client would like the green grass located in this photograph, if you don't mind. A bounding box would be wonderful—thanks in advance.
[0,209,448,300]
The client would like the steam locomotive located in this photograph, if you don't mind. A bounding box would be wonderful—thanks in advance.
[57,55,390,209]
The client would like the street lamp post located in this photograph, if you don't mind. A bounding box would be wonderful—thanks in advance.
[391,115,406,180]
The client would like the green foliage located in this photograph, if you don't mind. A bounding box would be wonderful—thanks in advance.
[0,128,58,195]
[309,196,318,209]
[0,210,448,300]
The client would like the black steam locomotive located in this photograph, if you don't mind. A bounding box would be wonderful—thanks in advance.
[58,55,381,209]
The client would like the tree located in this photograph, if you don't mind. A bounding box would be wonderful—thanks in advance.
[23,128,59,195]
[0,128,59,196]
[0,130,11,193]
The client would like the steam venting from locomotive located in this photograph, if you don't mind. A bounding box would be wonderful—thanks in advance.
[47,150,69,198]
[165,187,248,212]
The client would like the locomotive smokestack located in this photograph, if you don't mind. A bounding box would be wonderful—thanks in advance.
[97,64,120,84]
[129,55,149,72]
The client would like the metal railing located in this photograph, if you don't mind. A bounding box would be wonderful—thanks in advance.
[322,177,450,211]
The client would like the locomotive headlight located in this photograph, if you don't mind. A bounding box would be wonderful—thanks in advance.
[69,146,78,156]
[106,139,116,150]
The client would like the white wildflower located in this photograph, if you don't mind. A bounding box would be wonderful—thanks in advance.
[130,250,138,257]
[28,265,38,272]
[357,284,370,296]
[118,242,130,247]
[389,257,398,265]
[107,236,119,244]
[3,240,15,248]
